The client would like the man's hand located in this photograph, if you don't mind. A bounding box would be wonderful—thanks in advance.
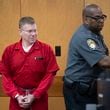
[16,95,30,108]
[24,94,35,105]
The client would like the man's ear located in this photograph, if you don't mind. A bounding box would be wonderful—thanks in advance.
[19,29,22,36]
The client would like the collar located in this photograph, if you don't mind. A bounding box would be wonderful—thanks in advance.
[14,39,41,51]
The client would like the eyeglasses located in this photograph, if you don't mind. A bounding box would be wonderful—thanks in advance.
[86,14,107,22]
[21,29,36,33]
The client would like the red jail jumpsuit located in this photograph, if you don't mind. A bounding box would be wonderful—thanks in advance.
[1,40,59,110]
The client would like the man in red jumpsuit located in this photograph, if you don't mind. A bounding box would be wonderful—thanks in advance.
[1,16,59,110]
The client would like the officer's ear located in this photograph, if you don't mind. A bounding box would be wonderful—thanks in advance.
[83,16,90,25]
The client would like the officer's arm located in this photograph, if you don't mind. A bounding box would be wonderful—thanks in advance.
[98,56,110,68]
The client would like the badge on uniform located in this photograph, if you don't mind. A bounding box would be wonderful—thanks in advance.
[87,39,96,50]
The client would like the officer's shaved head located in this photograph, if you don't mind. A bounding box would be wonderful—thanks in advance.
[82,4,102,17]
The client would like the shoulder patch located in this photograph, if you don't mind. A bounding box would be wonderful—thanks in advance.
[87,39,96,50]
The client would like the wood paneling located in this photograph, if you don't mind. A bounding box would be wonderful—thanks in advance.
[0,0,20,55]
[0,76,6,97]
[0,97,9,110]
[48,76,63,97]
[49,97,65,110]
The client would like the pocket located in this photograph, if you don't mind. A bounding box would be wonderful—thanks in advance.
[77,82,90,95]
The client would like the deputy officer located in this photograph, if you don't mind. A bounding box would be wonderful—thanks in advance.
[63,4,110,110]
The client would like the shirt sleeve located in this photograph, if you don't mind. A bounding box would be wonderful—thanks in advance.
[2,74,19,98]
[76,37,106,67]
[33,72,55,98]
[1,47,19,98]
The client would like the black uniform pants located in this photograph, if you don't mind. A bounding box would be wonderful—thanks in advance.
[63,81,98,110]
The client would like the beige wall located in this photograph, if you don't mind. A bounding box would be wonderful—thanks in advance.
[0,0,20,54]
[0,0,110,110]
